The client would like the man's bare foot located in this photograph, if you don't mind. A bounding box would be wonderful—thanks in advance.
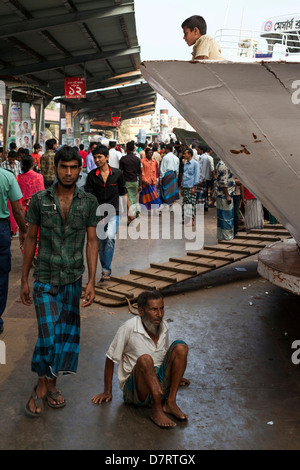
[149,407,177,428]
[180,377,190,386]
[163,401,188,421]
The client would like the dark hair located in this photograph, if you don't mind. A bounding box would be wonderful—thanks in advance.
[92,145,109,158]
[109,141,116,148]
[46,139,54,150]
[79,144,84,150]
[145,147,153,155]
[185,148,193,158]
[21,155,34,173]
[126,141,135,152]
[152,144,158,152]
[181,15,207,35]
[197,144,208,153]
[89,141,97,149]
[9,142,17,150]
[54,145,82,167]
[17,147,26,156]
[137,290,164,310]
[166,143,173,152]
[8,150,17,159]
[33,143,41,150]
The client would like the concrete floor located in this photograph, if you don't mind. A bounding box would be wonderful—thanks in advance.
[1,207,300,450]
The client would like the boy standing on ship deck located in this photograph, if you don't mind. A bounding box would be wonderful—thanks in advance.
[182,15,224,60]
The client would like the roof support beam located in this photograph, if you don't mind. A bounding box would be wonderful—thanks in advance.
[0,46,140,76]
[67,91,155,113]
[0,3,135,38]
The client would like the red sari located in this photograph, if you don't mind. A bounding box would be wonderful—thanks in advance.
[17,170,45,255]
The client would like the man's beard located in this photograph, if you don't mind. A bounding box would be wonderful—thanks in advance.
[56,173,78,188]
[142,317,160,336]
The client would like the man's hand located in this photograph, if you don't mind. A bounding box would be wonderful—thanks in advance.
[19,229,27,252]
[20,280,32,306]
[226,195,232,205]
[82,281,95,307]
[91,392,112,404]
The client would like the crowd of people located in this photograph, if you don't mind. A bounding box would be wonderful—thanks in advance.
[0,13,271,427]
[0,133,268,427]
[0,136,267,303]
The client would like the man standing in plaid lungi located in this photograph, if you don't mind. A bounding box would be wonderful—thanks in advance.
[20,146,99,417]
[215,160,235,241]
[181,148,200,226]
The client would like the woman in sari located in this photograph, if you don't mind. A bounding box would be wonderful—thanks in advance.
[17,155,44,255]
[139,147,161,210]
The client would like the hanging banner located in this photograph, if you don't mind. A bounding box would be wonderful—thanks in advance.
[64,77,86,99]
[111,115,122,127]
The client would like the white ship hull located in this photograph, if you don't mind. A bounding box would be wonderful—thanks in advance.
[140,60,300,246]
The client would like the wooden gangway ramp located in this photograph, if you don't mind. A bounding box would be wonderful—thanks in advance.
[86,225,291,307]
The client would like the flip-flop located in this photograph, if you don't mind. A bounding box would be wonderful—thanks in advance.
[25,386,45,417]
[47,390,66,408]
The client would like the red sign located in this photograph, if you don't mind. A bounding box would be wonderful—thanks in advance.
[64,77,86,99]
[111,116,122,127]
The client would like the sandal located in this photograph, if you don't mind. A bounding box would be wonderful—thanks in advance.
[100,273,111,282]
[47,389,66,408]
[25,386,45,417]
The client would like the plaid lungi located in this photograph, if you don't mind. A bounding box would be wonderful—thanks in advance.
[160,171,179,205]
[216,196,234,240]
[123,340,187,406]
[182,187,197,220]
[244,199,264,233]
[32,278,82,378]
[196,181,208,209]
[139,184,161,210]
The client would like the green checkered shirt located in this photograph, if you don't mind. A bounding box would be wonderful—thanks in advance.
[26,183,99,285]
[40,150,56,181]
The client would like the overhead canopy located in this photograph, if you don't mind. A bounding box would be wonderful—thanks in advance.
[0,0,156,120]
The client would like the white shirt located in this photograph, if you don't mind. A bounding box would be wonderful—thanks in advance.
[192,35,224,60]
[199,153,212,182]
[159,152,179,178]
[106,316,169,390]
[207,154,215,173]
[109,148,122,169]
[192,149,199,161]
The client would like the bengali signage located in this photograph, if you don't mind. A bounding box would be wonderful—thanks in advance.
[263,17,300,33]
[111,115,122,127]
[64,77,86,99]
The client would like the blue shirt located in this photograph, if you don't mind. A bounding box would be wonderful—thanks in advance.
[86,152,97,173]
[182,159,200,188]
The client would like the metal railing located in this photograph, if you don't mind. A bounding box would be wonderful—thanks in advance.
[214,28,300,60]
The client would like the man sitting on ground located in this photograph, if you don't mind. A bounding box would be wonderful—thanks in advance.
[91,290,189,428]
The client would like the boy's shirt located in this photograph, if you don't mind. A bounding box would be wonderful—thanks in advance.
[192,34,224,60]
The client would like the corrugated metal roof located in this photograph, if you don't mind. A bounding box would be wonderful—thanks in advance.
[0,0,156,120]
